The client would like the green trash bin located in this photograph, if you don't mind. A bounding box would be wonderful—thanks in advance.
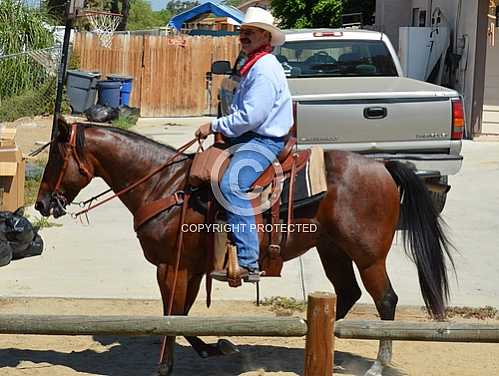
[66,70,101,114]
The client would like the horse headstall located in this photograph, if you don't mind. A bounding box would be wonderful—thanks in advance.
[53,123,93,193]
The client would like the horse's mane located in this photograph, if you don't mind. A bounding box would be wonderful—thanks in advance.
[80,123,181,155]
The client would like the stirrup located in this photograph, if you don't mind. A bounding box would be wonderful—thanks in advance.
[210,268,263,284]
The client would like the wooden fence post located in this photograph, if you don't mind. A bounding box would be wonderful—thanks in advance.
[304,292,336,376]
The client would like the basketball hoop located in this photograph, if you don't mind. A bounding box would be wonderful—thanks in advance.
[84,10,122,48]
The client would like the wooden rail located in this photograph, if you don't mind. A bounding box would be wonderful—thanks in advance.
[2,313,499,344]
[2,293,499,375]
[335,320,499,343]
[0,314,308,337]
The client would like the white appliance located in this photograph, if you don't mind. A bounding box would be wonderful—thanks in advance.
[399,26,449,81]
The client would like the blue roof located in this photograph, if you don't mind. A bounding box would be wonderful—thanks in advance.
[168,1,244,31]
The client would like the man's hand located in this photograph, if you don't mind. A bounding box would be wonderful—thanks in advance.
[195,123,213,139]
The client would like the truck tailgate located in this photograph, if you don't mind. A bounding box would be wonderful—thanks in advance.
[290,77,457,145]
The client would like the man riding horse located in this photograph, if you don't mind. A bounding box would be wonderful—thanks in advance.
[195,7,293,283]
[34,7,454,375]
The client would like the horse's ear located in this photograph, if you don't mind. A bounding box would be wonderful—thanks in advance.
[56,116,70,141]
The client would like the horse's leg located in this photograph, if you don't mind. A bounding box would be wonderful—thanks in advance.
[156,264,189,376]
[358,260,398,376]
[183,274,239,358]
[316,236,362,320]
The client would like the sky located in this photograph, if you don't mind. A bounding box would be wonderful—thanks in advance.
[150,0,166,11]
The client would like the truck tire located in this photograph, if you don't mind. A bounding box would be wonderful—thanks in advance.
[428,176,448,213]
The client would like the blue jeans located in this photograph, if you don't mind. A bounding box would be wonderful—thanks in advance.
[219,133,285,270]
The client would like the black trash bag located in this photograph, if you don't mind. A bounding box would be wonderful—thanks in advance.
[0,241,12,267]
[0,209,28,242]
[11,234,44,261]
[0,210,44,265]
[4,211,35,244]
[85,104,120,123]
[8,239,30,253]
[0,215,9,242]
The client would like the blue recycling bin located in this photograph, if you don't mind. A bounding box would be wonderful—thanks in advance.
[107,74,134,106]
[97,80,121,108]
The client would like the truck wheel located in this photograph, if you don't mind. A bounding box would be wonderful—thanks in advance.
[429,176,448,213]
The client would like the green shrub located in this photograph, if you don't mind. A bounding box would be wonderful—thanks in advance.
[112,113,139,130]
[0,0,55,99]
[0,78,70,122]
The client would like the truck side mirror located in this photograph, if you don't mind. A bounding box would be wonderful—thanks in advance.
[212,61,232,75]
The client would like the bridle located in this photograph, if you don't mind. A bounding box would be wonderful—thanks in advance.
[51,123,93,214]
[48,122,199,220]
[54,123,93,192]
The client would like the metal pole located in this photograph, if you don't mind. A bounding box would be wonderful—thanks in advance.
[51,1,73,139]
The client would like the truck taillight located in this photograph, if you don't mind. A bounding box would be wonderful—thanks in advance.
[451,98,465,140]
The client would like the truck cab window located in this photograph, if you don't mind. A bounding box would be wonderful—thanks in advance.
[273,40,398,78]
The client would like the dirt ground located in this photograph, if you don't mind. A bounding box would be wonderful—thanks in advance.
[4,117,499,375]
[0,298,498,376]
[5,116,53,159]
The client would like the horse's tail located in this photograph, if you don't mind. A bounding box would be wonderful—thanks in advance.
[385,161,454,319]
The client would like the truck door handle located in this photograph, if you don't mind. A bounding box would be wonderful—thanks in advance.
[364,107,387,119]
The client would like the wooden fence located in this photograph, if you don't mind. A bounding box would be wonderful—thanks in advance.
[74,32,240,117]
[2,292,499,375]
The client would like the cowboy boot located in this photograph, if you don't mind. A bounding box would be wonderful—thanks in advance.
[210,241,261,285]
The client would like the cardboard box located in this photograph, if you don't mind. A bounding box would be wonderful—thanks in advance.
[0,127,16,148]
[0,128,25,211]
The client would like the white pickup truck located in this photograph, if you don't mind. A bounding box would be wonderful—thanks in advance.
[212,29,464,212]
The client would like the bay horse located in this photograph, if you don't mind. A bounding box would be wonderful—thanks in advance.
[35,120,453,376]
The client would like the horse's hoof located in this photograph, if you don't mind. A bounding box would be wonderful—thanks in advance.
[364,361,383,376]
[217,339,239,355]
[157,363,172,376]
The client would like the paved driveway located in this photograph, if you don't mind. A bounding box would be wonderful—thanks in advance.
[1,118,498,309]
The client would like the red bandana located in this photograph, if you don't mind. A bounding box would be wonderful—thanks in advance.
[239,44,273,76]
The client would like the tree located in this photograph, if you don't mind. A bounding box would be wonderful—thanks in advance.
[110,0,130,31]
[271,0,343,29]
[43,0,131,29]
[166,1,199,15]
[343,0,376,25]
[221,0,245,7]
[43,0,68,23]
[0,0,53,55]
[127,0,170,30]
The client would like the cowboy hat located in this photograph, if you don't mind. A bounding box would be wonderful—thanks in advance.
[241,7,285,47]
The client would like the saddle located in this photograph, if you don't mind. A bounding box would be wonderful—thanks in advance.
[133,133,327,285]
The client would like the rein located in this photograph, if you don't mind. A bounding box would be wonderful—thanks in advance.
[52,123,203,366]
[67,129,199,219]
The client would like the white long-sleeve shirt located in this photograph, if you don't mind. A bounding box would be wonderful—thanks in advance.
[211,54,293,138]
